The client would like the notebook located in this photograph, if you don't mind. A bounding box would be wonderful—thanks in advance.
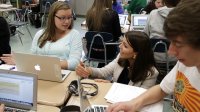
[130,14,149,30]
[0,69,37,112]
[118,14,128,28]
[78,78,107,112]
[13,52,71,82]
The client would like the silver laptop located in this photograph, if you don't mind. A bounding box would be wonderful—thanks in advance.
[78,78,107,112]
[130,14,149,30]
[13,52,71,82]
[0,69,37,112]
[118,14,128,28]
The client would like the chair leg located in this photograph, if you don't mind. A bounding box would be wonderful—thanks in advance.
[26,25,32,39]
[41,15,45,27]
[16,31,23,45]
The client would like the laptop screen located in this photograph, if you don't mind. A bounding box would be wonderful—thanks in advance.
[0,70,36,110]
[118,14,128,26]
[133,16,148,26]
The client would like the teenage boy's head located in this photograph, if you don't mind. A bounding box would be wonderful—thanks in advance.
[164,0,200,67]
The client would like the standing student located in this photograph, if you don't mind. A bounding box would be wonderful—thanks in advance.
[31,1,82,70]
[107,0,200,112]
[76,31,158,89]
[0,16,11,65]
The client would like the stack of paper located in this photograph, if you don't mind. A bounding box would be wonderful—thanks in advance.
[104,83,163,112]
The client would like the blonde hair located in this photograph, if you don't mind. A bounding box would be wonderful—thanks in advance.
[38,1,73,48]
[86,0,112,31]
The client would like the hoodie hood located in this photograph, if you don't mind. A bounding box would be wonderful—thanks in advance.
[157,6,174,18]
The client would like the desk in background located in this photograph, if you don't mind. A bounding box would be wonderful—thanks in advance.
[38,71,78,106]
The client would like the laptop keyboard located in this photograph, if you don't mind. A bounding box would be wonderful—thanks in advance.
[85,106,107,112]
[5,107,29,112]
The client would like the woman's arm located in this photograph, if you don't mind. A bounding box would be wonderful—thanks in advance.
[0,103,5,112]
[66,30,82,70]
[107,85,167,112]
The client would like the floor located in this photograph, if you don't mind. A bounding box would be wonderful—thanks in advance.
[9,17,173,112]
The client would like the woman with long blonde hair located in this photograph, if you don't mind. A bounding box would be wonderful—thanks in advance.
[86,0,122,62]
[31,1,82,70]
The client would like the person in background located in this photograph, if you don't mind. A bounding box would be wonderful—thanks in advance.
[86,0,122,65]
[76,31,158,89]
[127,0,147,14]
[144,0,180,38]
[141,0,164,14]
[31,1,82,70]
[112,0,124,14]
[107,0,200,111]
[0,104,4,112]
[1,1,82,70]
[0,16,11,65]
[86,0,122,42]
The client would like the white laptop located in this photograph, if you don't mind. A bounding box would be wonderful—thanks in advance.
[130,14,149,30]
[118,14,128,28]
[0,69,37,112]
[78,78,107,112]
[13,52,71,82]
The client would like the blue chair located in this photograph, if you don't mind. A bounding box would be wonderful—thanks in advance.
[84,31,119,65]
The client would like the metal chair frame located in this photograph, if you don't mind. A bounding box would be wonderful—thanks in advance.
[85,31,119,65]
[41,1,51,27]
[150,38,177,84]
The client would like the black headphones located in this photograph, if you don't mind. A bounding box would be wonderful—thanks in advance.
[68,80,98,96]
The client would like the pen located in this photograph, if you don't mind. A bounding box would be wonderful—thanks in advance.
[9,66,15,70]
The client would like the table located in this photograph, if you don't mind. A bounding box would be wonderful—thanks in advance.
[37,71,78,106]
[67,79,112,106]
[37,104,60,112]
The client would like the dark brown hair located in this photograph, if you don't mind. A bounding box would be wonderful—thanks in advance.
[162,0,180,7]
[164,0,200,50]
[118,31,156,83]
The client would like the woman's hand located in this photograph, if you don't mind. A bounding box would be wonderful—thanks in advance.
[94,79,111,83]
[0,54,15,65]
[106,100,141,112]
[0,103,5,112]
[75,62,91,78]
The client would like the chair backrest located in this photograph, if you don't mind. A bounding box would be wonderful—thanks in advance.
[85,31,118,64]
[150,38,175,84]
[150,38,170,53]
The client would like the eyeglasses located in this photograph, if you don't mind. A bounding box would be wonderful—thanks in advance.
[55,15,73,22]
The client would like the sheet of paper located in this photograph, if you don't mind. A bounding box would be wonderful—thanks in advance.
[61,69,71,76]
[0,64,16,70]
[104,83,163,112]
